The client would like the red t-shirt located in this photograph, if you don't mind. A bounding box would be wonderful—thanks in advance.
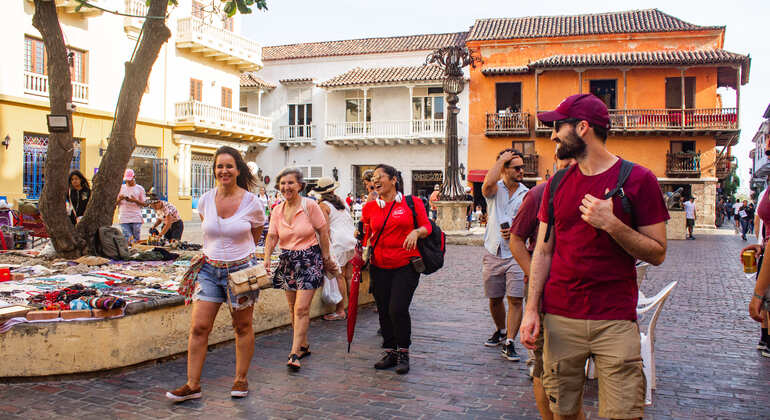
[346,196,353,207]
[362,196,432,269]
[511,182,547,253]
[537,159,669,321]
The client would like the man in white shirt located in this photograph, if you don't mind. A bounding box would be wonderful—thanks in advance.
[683,196,696,240]
[734,200,743,234]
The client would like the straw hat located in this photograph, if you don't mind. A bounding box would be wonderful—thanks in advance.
[312,177,339,194]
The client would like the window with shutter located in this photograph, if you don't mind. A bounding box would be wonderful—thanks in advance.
[68,49,86,83]
[190,79,202,101]
[221,87,232,109]
[24,37,46,75]
[310,166,324,179]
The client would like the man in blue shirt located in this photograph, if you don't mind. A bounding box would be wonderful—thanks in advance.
[481,149,529,361]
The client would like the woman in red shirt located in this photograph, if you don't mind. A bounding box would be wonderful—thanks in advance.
[362,164,431,374]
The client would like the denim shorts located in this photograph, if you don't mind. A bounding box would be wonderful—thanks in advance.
[120,222,142,242]
[193,257,260,310]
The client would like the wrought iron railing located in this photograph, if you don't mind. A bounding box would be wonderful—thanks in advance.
[666,152,701,177]
[609,108,738,131]
[486,112,529,135]
[522,154,538,177]
[716,157,733,179]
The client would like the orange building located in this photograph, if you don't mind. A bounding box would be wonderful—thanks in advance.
[465,9,750,227]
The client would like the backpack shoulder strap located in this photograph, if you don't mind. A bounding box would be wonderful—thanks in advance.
[544,168,569,243]
[604,159,635,214]
[405,195,418,229]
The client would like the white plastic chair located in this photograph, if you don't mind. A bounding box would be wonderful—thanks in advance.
[586,281,677,407]
[638,281,677,405]
[636,262,650,303]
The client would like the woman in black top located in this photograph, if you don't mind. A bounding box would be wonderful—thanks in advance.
[68,170,90,225]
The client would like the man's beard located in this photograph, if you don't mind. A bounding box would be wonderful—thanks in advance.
[556,130,587,160]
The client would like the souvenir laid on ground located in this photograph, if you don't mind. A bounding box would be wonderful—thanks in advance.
[74,256,110,266]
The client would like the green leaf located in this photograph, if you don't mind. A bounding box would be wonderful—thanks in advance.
[224,1,236,17]
[235,0,252,14]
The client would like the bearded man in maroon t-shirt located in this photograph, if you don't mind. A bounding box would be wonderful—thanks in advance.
[519,94,669,420]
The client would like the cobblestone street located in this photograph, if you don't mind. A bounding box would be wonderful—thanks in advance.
[1,231,768,419]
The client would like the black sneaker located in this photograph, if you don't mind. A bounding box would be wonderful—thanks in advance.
[395,351,410,374]
[758,340,769,351]
[374,350,398,370]
[484,330,504,347]
[501,341,520,362]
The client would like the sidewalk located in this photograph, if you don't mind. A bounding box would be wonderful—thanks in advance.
[1,234,768,418]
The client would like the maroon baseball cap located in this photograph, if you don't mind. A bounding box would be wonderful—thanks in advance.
[537,93,610,129]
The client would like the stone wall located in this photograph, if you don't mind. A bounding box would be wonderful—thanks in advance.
[691,181,717,228]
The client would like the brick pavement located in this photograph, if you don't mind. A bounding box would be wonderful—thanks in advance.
[1,232,769,419]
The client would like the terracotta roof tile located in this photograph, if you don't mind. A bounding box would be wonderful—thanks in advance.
[467,9,721,41]
[481,66,531,75]
[528,49,748,68]
[279,77,315,84]
[240,72,276,89]
[318,65,445,88]
[263,32,467,61]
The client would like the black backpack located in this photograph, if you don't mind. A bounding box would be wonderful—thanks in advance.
[405,196,445,275]
[544,159,634,242]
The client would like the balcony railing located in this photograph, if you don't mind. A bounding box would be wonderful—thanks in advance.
[176,16,262,71]
[278,125,315,146]
[24,71,89,104]
[486,112,530,136]
[25,0,105,15]
[522,154,539,177]
[666,152,701,177]
[716,157,733,179]
[610,108,738,131]
[536,108,739,135]
[124,0,148,32]
[325,120,445,144]
[174,100,272,141]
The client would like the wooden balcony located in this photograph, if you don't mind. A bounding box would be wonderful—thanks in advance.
[666,152,701,178]
[176,17,262,71]
[325,120,445,146]
[522,154,538,177]
[716,156,734,179]
[486,112,530,136]
[278,125,315,147]
[536,108,739,141]
[24,71,88,104]
[174,100,272,142]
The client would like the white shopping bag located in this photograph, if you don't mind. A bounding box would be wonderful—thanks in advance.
[321,275,342,305]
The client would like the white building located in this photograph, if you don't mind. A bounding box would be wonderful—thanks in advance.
[1,0,271,219]
[243,32,470,198]
[751,104,770,193]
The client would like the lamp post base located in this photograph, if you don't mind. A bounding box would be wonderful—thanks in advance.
[434,200,472,233]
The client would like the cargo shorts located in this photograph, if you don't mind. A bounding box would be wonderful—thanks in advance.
[542,313,645,419]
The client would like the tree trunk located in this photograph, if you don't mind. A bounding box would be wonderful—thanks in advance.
[33,0,171,256]
[32,0,81,258]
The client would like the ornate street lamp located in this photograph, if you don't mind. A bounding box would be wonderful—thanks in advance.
[426,46,480,200]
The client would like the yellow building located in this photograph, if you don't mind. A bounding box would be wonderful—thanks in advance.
[1,0,271,222]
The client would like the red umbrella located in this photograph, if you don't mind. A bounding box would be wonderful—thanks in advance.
[347,252,366,353]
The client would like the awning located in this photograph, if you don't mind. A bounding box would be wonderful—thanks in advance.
[468,169,487,183]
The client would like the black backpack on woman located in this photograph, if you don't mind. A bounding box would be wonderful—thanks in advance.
[405,196,445,275]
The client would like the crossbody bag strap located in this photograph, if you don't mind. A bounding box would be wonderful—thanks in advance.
[405,196,418,229]
[370,201,397,253]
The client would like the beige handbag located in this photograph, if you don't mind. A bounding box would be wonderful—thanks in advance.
[227,263,269,296]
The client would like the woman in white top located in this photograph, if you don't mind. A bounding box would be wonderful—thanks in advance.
[167,146,265,402]
[311,177,357,321]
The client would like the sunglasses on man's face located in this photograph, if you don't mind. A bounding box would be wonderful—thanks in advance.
[554,118,581,132]
[508,165,525,171]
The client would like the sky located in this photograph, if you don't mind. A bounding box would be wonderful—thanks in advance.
[242,0,769,195]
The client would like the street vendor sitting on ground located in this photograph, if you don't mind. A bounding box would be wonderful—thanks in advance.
[147,199,184,241]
